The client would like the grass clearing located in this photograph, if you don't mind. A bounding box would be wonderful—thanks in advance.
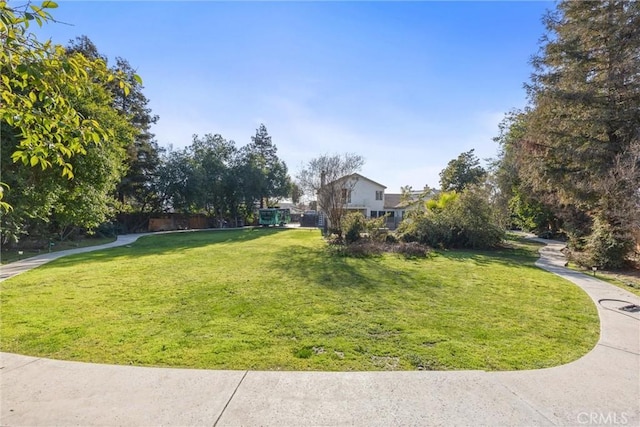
[0,229,599,371]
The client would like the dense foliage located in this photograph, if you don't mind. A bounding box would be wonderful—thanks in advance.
[494,1,640,268]
[155,126,291,226]
[439,149,487,192]
[1,3,138,244]
[0,2,134,182]
[398,187,504,249]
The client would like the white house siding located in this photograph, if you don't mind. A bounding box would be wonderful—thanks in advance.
[342,175,385,217]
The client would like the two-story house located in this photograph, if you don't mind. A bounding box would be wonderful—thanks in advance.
[321,173,428,229]
[335,173,386,218]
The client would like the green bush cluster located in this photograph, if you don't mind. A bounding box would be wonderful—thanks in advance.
[584,216,634,269]
[332,212,429,258]
[398,188,504,249]
[342,212,367,244]
[341,212,387,244]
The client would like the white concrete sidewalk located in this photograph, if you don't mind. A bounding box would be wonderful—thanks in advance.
[1,234,638,426]
[0,233,150,282]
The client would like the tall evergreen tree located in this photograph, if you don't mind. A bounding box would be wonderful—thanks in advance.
[67,37,162,213]
[243,124,291,208]
[108,57,161,212]
[518,0,640,267]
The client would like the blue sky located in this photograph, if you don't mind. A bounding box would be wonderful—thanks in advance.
[34,1,552,193]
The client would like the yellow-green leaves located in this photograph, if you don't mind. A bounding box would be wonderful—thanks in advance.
[119,80,130,96]
[0,183,12,213]
[1,1,134,183]
[41,1,58,8]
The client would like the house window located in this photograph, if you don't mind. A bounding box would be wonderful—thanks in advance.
[375,190,383,201]
[371,211,378,218]
[341,189,351,203]
[378,211,386,217]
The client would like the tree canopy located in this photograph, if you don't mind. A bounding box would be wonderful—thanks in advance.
[0,2,137,182]
[439,149,487,192]
[494,0,640,267]
[154,128,292,226]
[1,2,140,243]
[1,2,296,244]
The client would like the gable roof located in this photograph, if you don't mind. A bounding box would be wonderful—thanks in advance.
[328,173,387,189]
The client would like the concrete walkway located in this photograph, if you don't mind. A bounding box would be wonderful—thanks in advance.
[1,234,638,426]
[0,233,151,282]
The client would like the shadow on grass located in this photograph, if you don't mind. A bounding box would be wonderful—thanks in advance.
[270,245,415,290]
[49,227,289,267]
[433,238,545,272]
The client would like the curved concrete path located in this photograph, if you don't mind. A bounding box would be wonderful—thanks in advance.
[0,234,149,282]
[1,233,638,426]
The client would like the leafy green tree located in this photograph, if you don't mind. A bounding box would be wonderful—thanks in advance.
[1,55,133,243]
[518,0,640,267]
[153,135,253,226]
[491,112,560,235]
[290,182,303,204]
[153,145,204,214]
[189,134,237,219]
[439,149,487,192]
[508,191,558,235]
[0,2,135,182]
[1,2,138,244]
[221,150,252,226]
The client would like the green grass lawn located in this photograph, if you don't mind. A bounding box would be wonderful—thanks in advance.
[0,229,599,371]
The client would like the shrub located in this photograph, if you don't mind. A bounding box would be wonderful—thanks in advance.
[398,186,504,249]
[332,212,432,258]
[385,233,398,244]
[342,212,367,244]
[583,216,634,269]
[366,215,389,242]
[341,212,389,244]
